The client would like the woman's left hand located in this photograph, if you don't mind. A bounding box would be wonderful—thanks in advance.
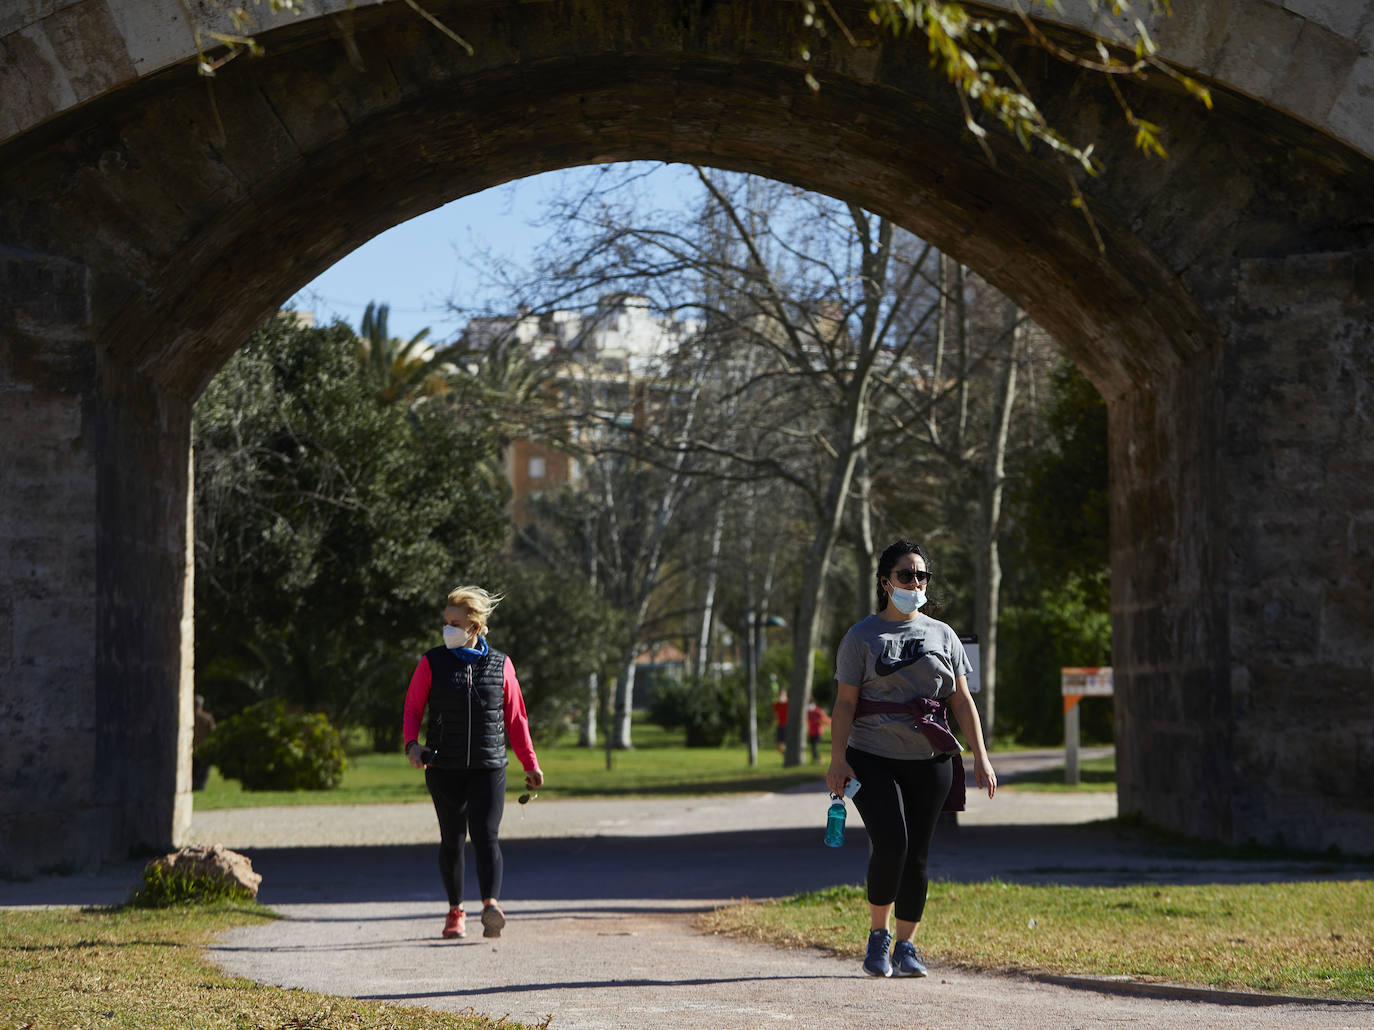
[525,767,545,790]
[975,754,997,799]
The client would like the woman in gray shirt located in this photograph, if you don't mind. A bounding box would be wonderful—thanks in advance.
[825,538,996,978]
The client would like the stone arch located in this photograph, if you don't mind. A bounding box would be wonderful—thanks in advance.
[1,0,1371,873]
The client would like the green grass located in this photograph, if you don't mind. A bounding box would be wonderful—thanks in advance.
[0,903,545,1030]
[1000,754,1116,792]
[698,879,1374,1000]
[197,719,1120,810]
[195,721,833,810]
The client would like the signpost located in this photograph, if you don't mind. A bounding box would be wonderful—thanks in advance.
[1061,667,1113,785]
[960,635,979,694]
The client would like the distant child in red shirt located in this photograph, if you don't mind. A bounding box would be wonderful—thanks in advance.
[772,690,789,754]
[806,697,831,763]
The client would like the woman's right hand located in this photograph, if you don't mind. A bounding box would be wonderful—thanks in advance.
[826,758,855,797]
[405,743,425,770]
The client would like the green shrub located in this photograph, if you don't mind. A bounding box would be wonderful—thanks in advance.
[649,677,749,747]
[199,698,347,790]
[997,574,1112,745]
[127,863,256,908]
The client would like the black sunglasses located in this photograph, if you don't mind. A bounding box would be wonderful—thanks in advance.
[890,569,931,586]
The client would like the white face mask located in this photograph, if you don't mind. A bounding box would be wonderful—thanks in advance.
[888,585,927,614]
[442,625,470,650]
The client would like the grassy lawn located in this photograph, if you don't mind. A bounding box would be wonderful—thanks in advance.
[5,883,1369,1029]
[196,722,1115,810]
[999,754,1116,792]
[698,879,1374,1000]
[0,903,545,1030]
[195,722,834,810]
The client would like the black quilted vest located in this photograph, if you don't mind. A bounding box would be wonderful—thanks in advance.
[422,644,508,770]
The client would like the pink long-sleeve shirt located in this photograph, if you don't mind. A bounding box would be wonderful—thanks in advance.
[402,653,540,772]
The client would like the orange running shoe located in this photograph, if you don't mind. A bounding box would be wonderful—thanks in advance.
[442,907,466,939]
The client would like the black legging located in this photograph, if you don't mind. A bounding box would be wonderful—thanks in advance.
[424,765,506,906]
[846,745,953,923]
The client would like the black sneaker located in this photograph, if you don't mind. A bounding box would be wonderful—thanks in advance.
[892,939,927,977]
[862,928,893,977]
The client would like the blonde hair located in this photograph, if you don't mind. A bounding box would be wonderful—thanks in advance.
[444,585,503,639]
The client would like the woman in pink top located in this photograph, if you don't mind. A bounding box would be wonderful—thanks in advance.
[402,586,544,941]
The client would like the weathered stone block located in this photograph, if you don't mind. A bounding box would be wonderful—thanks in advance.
[1329,52,1374,171]
[0,25,75,142]
[41,0,136,99]
[1282,0,1366,37]
[1214,2,1304,99]
[1274,19,1363,128]
[146,843,261,897]
[0,249,91,339]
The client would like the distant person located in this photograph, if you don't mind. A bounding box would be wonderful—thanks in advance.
[772,687,789,755]
[191,694,216,791]
[805,696,831,763]
[826,538,996,978]
[403,586,544,941]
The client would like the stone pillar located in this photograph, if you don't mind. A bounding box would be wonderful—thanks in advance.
[1223,250,1374,853]
[1113,250,1374,855]
[0,247,192,875]
[1110,344,1236,843]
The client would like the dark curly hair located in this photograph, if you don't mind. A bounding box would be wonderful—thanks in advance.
[875,539,930,612]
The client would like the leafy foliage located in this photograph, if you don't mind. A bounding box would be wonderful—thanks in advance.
[649,677,749,748]
[998,575,1112,743]
[477,555,624,744]
[997,360,1111,743]
[1017,360,1110,601]
[192,312,508,740]
[199,699,348,791]
[357,300,450,405]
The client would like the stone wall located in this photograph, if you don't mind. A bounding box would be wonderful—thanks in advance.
[0,248,102,875]
[0,250,192,876]
[1224,250,1374,852]
[0,0,1371,872]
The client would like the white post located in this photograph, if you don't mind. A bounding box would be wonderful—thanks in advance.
[1060,667,1111,788]
[1064,700,1081,786]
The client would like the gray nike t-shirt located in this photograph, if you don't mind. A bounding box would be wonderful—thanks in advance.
[834,613,972,759]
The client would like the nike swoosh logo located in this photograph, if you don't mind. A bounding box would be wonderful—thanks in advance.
[874,656,918,676]
[875,647,930,677]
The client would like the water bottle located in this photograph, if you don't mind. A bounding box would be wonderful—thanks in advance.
[824,793,847,847]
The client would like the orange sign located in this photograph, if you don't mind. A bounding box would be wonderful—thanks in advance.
[1061,667,1113,712]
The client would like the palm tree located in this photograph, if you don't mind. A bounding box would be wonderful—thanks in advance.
[357,301,449,405]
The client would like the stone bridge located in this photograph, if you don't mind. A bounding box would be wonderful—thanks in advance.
[1,0,1371,874]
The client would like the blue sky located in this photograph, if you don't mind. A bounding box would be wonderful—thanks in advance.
[287,163,703,345]
[286,174,559,346]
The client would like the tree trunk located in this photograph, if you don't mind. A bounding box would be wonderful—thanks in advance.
[579,672,599,747]
[580,510,600,747]
[694,501,725,679]
[973,298,1021,740]
[854,442,877,623]
[613,653,637,750]
[785,405,868,766]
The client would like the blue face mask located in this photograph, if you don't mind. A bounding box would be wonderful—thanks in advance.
[888,585,927,614]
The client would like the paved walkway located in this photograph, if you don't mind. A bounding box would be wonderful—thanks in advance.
[6,751,1373,1029]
